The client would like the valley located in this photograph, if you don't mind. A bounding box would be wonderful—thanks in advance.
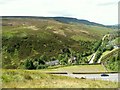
[1,16,119,88]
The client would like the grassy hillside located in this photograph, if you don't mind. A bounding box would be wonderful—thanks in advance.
[47,64,108,72]
[2,16,105,27]
[101,49,120,71]
[2,17,114,69]
[2,69,118,88]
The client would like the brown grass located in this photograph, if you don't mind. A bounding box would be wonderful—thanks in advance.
[2,69,118,88]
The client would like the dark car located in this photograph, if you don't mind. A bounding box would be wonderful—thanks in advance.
[101,73,109,77]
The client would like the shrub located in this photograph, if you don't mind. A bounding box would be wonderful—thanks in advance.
[105,45,113,51]
[93,40,102,51]
[2,75,11,82]
[24,74,33,80]
[36,64,48,69]
[94,51,102,63]
[24,59,35,69]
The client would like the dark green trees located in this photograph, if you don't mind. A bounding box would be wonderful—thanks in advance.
[24,55,47,70]
[24,59,35,69]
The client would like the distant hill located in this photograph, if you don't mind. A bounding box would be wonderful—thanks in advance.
[2,16,106,27]
[50,17,105,27]
[106,25,118,29]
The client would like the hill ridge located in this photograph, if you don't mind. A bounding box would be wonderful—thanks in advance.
[2,16,105,27]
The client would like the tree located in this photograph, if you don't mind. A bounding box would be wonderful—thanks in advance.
[105,45,113,51]
[61,48,71,54]
[38,55,46,64]
[82,57,88,64]
[36,64,48,69]
[94,51,102,63]
[93,40,102,52]
[57,54,63,61]
[24,59,35,69]
[60,54,68,65]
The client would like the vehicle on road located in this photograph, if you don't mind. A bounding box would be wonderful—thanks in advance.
[101,73,109,77]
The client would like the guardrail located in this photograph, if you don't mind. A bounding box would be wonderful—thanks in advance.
[46,71,118,74]
[72,72,118,74]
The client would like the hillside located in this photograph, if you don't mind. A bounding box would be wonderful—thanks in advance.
[2,16,115,69]
[2,16,107,26]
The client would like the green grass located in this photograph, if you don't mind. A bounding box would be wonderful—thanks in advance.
[100,48,119,62]
[111,37,120,45]
[15,64,112,73]
[99,48,120,72]
[47,64,108,73]
[71,35,95,41]
[2,69,118,88]
[100,51,111,58]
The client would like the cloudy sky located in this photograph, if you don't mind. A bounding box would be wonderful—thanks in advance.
[0,0,119,25]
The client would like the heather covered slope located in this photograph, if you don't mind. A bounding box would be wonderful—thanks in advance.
[2,17,114,69]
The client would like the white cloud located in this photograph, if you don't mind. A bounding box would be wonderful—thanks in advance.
[0,0,119,25]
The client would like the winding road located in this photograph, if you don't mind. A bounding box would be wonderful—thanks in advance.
[89,34,118,64]
[56,73,119,82]
[89,53,96,64]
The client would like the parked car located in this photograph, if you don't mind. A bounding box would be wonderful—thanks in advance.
[101,73,109,77]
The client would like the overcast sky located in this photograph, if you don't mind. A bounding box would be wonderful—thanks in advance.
[0,0,119,25]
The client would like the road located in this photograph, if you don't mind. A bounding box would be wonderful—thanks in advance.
[89,34,118,64]
[97,48,119,63]
[89,53,96,64]
[88,34,107,64]
[56,73,118,82]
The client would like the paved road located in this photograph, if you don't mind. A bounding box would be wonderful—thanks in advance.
[56,73,119,82]
[88,34,107,64]
[97,48,119,63]
[89,53,96,64]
